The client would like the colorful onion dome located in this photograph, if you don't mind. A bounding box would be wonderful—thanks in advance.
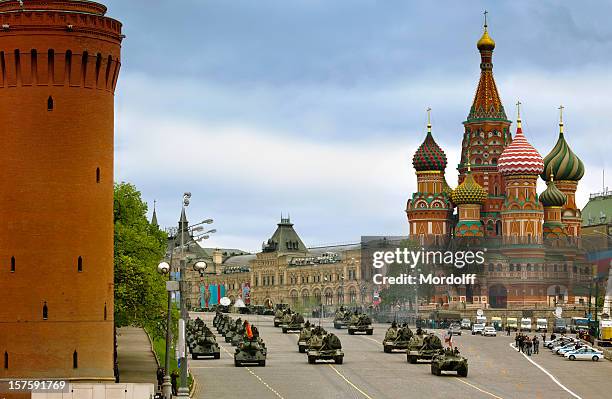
[498,113,544,176]
[452,167,487,205]
[540,175,567,207]
[540,109,584,181]
[412,113,447,172]
[442,176,454,197]
[477,26,495,51]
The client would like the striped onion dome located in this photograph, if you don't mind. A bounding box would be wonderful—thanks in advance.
[540,130,584,182]
[540,177,567,207]
[451,170,487,205]
[498,120,544,176]
[412,130,447,172]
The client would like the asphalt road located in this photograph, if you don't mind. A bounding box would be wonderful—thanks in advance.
[189,312,612,399]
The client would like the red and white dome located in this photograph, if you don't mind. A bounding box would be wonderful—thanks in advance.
[498,121,544,176]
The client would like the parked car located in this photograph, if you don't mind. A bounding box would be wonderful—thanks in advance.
[520,318,532,332]
[460,319,471,330]
[471,323,485,335]
[553,318,567,334]
[545,336,575,349]
[449,323,462,336]
[536,318,548,332]
[564,347,603,361]
[555,342,583,355]
[506,317,518,332]
[483,326,497,337]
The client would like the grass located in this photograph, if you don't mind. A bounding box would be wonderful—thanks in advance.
[150,334,193,389]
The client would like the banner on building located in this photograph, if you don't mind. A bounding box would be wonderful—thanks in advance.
[242,282,251,305]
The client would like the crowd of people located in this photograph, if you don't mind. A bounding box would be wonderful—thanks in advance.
[514,333,540,356]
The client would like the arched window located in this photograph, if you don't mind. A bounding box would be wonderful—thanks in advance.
[47,96,53,111]
[42,301,48,320]
[3,351,7,369]
[96,167,100,183]
[10,256,15,272]
[104,302,107,320]
[77,256,83,272]
[73,350,78,369]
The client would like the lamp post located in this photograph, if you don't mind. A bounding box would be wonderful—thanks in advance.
[157,261,174,399]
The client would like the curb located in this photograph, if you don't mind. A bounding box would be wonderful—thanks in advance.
[144,328,161,368]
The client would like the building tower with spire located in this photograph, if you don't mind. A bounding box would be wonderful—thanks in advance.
[498,103,545,243]
[451,156,488,237]
[541,106,585,237]
[406,110,454,242]
[151,200,159,226]
[460,12,511,237]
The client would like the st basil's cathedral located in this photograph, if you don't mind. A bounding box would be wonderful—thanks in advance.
[405,18,591,309]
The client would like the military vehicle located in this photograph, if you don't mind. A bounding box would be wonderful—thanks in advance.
[274,307,291,328]
[282,312,305,333]
[225,318,242,343]
[347,313,373,335]
[407,332,444,364]
[213,312,222,328]
[297,322,313,353]
[333,307,352,329]
[383,323,413,353]
[431,348,468,377]
[217,315,230,335]
[231,320,248,346]
[234,326,266,367]
[191,332,221,360]
[307,330,344,364]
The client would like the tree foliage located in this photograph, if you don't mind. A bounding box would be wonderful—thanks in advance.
[114,182,170,339]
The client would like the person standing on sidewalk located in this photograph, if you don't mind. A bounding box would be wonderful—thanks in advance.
[533,335,539,354]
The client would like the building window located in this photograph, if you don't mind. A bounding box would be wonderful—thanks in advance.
[3,352,7,369]
[43,301,48,320]
[73,351,78,369]
[10,256,15,272]
[77,256,83,272]
[47,96,54,111]
[96,167,101,183]
[104,303,107,320]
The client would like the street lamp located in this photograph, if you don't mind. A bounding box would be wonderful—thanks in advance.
[157,261,174,399]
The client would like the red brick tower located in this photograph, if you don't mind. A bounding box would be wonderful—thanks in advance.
[0,0,123,379]
[460,16,511,237]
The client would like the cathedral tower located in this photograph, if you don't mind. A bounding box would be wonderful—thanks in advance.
[406,110,454,243]
[451,156,488,237]
[541,107,585,237]
[460,14,511,237]
[0,0,123,379]
[498,105,545,243]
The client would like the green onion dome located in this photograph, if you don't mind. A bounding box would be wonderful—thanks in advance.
[541,129,584,182]
[540,177,567,207]
[451,171,487,205]
[413,131,447,172]
[442,176,453,197]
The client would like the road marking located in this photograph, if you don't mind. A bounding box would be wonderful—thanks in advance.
[328,364,374,399]
[509,343,582,399]
[453,378,505,399]
[218,339,284,399]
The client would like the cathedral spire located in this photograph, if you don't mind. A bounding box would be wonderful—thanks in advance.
[468,12,507,121]
[151,200,158,226]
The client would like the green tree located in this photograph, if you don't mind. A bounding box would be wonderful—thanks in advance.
[114,182,169,339]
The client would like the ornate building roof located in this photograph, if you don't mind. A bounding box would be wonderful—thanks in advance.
[467,22,507,121]
[262,216,307,253]
[541,108,584,182]
[413,113,447,172]
[540,175,567,207]
[451,164,487,205]
[498,110,544,176]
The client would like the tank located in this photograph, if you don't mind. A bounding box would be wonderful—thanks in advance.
[225,318,242,343]
[333,307,351,329]
[282,312,305,333]
[407,333,443,364]
[430,348,468,377]
[306,331,344,364]
[191,333,221,360]
[274,308,290,328]
[383,324,413,353]
[348,313,373,335]
[231,321,247,346]
[298,323,313,353]
[234,336,267,367]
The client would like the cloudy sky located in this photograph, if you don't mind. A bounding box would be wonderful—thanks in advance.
[108,0,611,252]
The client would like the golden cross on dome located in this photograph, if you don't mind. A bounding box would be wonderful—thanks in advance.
[427,107,432,132]
[516,100,522,119]
[484,10,488,28]
[558,105,564,133]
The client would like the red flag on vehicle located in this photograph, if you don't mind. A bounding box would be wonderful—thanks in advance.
[245,322,253,339]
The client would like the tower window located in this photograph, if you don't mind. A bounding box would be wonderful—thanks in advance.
[77,256,83,272]
[104,303,107,320]
[10,256,15,272]
[96,167,100,183]
[43,301,48,320]
[73,350,78,369]
[47,96,53,111]
[4,351,7,369]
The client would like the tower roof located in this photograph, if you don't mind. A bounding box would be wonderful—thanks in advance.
[541,106,584,182]
[412,109,447,172]
[451,162,487,205]
[498,104,544,176]
[151,200,158,226]
[467,15,507,121]
[262,216,307,254]
[540,175,567,207]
